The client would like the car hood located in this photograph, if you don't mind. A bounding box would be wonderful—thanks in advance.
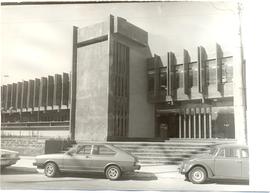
[35,153,64,160]
[188,153,214,160]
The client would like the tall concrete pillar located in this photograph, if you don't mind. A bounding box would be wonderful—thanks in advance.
[233,3,247,145]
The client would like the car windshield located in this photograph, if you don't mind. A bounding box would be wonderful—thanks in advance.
[209,147,218,155]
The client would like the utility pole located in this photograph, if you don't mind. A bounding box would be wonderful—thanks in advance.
[234,1,247,144]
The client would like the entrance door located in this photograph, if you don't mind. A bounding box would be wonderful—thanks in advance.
[157,113,179,138]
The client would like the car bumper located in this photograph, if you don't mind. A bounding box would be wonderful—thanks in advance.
[122,164,141,172]
[178,163,188,174]
[33,162,45,168]
[133,164,141,170]
[0,157,20,167]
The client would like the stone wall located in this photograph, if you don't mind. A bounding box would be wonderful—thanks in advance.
[1,136,46,156]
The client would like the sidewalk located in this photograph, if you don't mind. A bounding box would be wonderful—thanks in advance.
[14,156,184,179]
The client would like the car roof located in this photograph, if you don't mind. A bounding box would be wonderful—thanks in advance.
[212,143,248,149]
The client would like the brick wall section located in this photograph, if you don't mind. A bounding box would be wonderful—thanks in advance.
[1,137,46,156]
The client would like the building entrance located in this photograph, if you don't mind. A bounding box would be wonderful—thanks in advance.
[157,113,179,138]
[157,107,213,139]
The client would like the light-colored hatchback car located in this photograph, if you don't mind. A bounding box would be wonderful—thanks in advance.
[178,144,249,184]
[33,143,140,180]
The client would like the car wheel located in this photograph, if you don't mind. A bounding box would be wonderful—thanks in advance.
[105,165,121,180]
[44,162,58,177]
[188,166,207,184]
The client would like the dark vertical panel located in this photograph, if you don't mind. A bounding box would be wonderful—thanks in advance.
[16,82,22,109]
[62,73,69,106]
[22,81,28,108]
[216,43,223,93]
[167,52,176,98]
[197,47,201,90]
[70,26,78,140]
[68,72,71,105]
[183,49,191,95]
[198,46,208,94]
[154,55,161,97]
[167,52,171,96]
[125,46,130,137]
[7,84,12,110]
[34,78,40,107]
[11,83,17,109]
[47,75,54,107]
[1,85,7,110]
[53,74,62,106]
[27,80,34,109]
[39,77,47,107]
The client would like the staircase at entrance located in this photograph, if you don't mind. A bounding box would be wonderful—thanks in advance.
[109,139,236,165]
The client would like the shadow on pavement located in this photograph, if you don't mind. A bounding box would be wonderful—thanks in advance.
[207,179,249,185]
[59,171,157,181]
[0,167,38,175]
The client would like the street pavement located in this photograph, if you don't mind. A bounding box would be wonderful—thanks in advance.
[0,156,250,191]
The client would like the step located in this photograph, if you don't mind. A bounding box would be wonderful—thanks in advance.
[130,151,205,157]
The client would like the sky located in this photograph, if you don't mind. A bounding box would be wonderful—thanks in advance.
[1,1,239,85]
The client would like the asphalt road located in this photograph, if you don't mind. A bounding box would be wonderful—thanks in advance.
[1,165,250,191]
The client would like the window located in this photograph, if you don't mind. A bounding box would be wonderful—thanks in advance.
[77,145,92,155]
[174,65,180,89]
[92,145,116,156]
[222,57,233,83]
[160,67,167,92]
[241,149,249,158]
[217,148,225,157]
[225,148,241,158]
[192,63,198,86]
[209,147,218,155]
[207,60,216,84]
[147,70,155,92]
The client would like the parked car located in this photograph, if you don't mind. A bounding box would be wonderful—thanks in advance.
[33,143,140,180]
[0,149,20,169]
[178,144,249,184]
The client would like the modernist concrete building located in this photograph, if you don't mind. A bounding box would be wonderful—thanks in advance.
[1,15,246,144]
[70,15,244,142]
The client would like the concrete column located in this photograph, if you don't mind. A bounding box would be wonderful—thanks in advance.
[183,114,186,138]
[209,113,212,138]
[204,110,207,139]
[233,4,247,144]
[188,114,191,138]
[198,109,201,138]
[179,114,182,138]
[193,110,196,138]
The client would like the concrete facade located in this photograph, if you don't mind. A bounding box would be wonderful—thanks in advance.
[72,15,155,141]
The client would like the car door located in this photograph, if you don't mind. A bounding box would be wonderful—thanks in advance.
[89,145,117,172]
[63,145,93,171]
[214,147,242,178]
[240,148,249,179]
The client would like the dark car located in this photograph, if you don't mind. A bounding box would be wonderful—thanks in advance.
[178,144,249,184]
[33,143,140,180]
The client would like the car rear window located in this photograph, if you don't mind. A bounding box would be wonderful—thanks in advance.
[92,145,116,156]
[225,148,241,158]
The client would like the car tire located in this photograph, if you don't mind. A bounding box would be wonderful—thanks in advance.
[44,162,59,177]
[188,166,207,184]
[105,165,121,180]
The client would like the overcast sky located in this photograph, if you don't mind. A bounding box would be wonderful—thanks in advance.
[1,1,239,84]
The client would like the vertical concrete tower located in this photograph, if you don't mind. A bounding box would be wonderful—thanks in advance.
[70,15,155,141]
